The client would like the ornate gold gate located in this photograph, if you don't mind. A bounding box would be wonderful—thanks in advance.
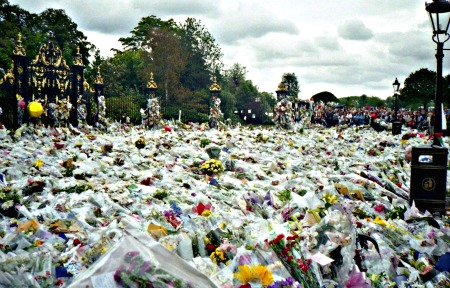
[2,32,85,129]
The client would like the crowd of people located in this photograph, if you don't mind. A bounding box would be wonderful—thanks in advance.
[308,103,448,135]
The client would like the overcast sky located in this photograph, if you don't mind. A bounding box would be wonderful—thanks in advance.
[9,0,450,100]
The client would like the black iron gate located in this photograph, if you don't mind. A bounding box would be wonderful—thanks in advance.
[0,32,85,129]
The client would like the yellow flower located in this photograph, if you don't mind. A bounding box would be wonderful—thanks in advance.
[33,159,44,170]
[234,264,274,286]
[373,216,387,227]
[205,237,210,244]
[163,243,174,251]
[201,210,212,217]
[210,248,227,264]
[322,192,338,205]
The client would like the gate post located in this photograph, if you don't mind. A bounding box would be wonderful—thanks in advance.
[93,67,104,125]
[11,33,29,130]
[71,47,85,127]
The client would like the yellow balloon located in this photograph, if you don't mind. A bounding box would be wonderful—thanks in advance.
[28,101,44,118]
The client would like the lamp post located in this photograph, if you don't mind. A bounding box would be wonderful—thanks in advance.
[426,0,450,146]
[408,0,450,215]
[392,78,402,135]
[392,78,400,120]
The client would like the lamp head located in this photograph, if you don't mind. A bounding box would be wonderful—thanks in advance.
[426,0,450,43]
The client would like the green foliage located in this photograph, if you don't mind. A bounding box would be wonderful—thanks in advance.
[400,68,435,109]
[106,90,145,123]
[0,3,94,70]
[282,72,300,97]
[339,95,386,108]
[223,63,247,90]
[311,91,339,103]
[154,189,168,200]
[180,17,223,76]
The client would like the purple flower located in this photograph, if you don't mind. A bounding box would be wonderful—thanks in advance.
[139,261,152,274]
[266,277,299,288]
[127,261,138,273]
[281,205,293,222]
[162,210,173,218]
[238,254,252,266]
[113,264,124,283]
[344,265,372,288]
[124,251,140,262]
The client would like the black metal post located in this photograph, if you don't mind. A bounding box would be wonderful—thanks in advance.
[433,42,444,146]
[71,64,85,127]
[11,54,29,129]
[394,93,398,122]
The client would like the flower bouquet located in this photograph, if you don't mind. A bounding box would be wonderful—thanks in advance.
[266,234,320,288]
[0,187,20,218]
[200,159,224,176]
[68,224,217,288]
[134,139,146,150]
[114,251,193,288]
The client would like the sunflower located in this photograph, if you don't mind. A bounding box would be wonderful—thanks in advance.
[234,264,274,286]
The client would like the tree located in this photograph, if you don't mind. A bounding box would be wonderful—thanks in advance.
[223,63,247,91]
[180,18,223,75]
[400,68,436,109]
[145,26,188,102]
[235,79,259,111]
[311,91,339,103]
[118,15,179,52]
[32,9,93,66]
[282,72,300,97]
[0,0,35,69]
[359,94,368,108]
[0,2,94,70]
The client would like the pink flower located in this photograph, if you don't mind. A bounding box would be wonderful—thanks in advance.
[373,204,385,213]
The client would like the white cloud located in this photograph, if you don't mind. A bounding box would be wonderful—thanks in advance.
[338,20,374,41]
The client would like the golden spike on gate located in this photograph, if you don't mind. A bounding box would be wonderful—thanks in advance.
[14,33,26,56]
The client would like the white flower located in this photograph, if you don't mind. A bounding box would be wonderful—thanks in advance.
[1,200,14,210]
[0,192,5,199]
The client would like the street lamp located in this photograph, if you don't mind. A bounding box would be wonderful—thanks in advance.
[426,0,450,146]
[408,0,450,215]
[392,77,401,135]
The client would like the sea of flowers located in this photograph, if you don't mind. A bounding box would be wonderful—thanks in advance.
[0,120,449,288]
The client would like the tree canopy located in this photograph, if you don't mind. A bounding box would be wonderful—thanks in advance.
[0,1,94,69]
[282,72,300,97]
[311,91,339,103]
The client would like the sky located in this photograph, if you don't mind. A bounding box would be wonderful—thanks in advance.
[9,0,450,100]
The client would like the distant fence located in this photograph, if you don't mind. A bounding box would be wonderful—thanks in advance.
[0,86,277,128]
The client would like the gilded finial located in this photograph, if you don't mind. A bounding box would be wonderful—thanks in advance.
[14,33,26,56]
[277,80,287,91]
[94,66,103,84]
[209,76,221,91]
[146,72,157,89]
[74,46,83,66]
